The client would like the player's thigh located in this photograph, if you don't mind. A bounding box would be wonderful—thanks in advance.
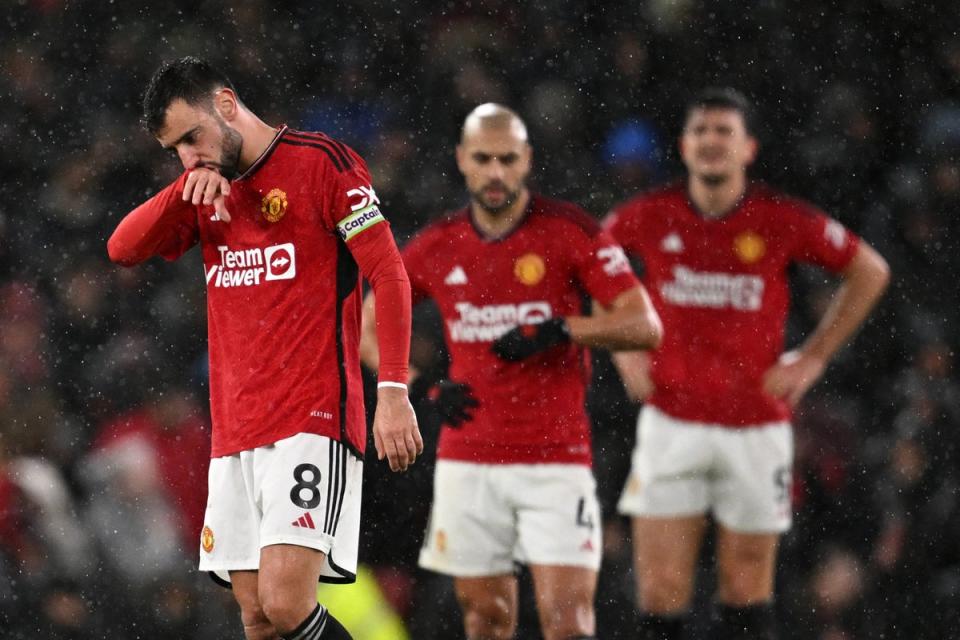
[230,570,267,624]
[259,434,363,583]
[257,543,327,606]
[419,461,518,577]
[713,422,793,534]
[618,405,713,518]
[529,564,597,638]
[631,515,708,609]
[512,464,602,570]
[715,524,780,604]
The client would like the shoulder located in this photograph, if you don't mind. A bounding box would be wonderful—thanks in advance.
[404,207,470,250]
[278,128,367,175]
[530,194,603,238]
[747,182,825,219]
[610,181,687,220]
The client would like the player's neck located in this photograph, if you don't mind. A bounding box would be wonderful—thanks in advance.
[688,174,748,219]
[236,112,282,173]
[471,189,531,238]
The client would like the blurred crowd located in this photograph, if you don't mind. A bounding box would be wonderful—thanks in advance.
[2,0,959,638]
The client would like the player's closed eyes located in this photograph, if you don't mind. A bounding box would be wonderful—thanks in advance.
[472,152,519,165]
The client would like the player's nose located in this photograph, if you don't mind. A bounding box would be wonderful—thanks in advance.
[178,146,200,170]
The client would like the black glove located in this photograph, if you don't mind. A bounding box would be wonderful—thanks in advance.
[491,317,571,361]
[409,377,479,428]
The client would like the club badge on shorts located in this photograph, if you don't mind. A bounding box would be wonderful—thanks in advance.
[201,525,215,553]
[261,188,288,223]
[514,253,546,286]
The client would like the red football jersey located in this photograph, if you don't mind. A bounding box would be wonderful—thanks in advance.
[111,127,400,457]
[403,195,639,465]
[605,182,859,426]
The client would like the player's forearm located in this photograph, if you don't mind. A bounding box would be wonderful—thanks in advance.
[107,176,195,266]
[567,287,663,351]
[359,293,381,372]
[351,225,412,384]
[799,243,890,363]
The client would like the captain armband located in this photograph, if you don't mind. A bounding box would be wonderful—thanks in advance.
[336,205,386,241]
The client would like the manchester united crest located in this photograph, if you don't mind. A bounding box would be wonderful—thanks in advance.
[733,231,766,264]
[514,253,546,286]
[261,188,288,223]
[201,525,215,553]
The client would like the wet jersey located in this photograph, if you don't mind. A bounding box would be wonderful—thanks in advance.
[403,194,639,465]
[605,182,859,427]
[109,127,410,457]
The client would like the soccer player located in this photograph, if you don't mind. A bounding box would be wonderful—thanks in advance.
[605,88,890,639]
[107,57,422,640]
[360,103,663,640]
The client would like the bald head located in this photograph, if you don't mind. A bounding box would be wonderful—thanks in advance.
[461,103,529,144]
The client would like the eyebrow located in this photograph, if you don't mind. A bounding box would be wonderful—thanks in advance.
[161,125,200,150]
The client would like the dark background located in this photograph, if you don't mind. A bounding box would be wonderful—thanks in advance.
[1,1,959,638]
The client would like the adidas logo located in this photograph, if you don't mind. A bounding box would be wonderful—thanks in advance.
[580,538,594,552]
[444,265,468,285]
[291,512,316,529]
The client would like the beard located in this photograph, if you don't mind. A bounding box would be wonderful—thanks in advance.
[469,180,521,215]
[698,172,729,186]
[215,119,243,180]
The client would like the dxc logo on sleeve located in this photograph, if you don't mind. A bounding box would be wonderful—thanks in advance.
[346,185,380,212]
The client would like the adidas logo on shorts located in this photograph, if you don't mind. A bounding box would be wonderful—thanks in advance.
[292,512,316,529]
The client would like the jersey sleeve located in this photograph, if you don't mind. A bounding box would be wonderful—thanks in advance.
[602,203,644,257]
[322,147,411,384]
[574,225,641,308]
[789,203,860,272]
[107,171,200,265]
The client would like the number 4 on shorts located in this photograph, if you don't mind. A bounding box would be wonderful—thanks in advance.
[576,497,595,530]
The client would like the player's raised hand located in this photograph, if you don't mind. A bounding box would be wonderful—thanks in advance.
[373,386,423,472]
[761,349,826,407]
[183,167,232,222]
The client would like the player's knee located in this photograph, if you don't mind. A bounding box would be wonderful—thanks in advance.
[717,572,773,606]
[717,553,776,604]
[540,609,595,640]
[637,568,694,613]
[458,593,515,639]
[258,590,311,635]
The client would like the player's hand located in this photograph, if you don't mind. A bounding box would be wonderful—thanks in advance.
[183,167,232,222]
[372,386,424,472]
[615,350,656,402]
[410,378,479,428]
[761,350,826,407]
[491,318,571,361]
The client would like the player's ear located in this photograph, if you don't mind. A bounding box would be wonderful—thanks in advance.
[455,144,467,175]
[214,88,238,121]
[744,135,759,166]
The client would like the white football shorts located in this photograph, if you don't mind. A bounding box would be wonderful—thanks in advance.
[617,405,793,533]
[419,461,602,576]
[199,433,362,586]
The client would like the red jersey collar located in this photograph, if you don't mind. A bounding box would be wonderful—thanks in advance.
[468,192,536,242]
[235,125,288,181]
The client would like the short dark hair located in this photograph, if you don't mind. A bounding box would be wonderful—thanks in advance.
[141,56,235,134]
[684,87,755,134]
